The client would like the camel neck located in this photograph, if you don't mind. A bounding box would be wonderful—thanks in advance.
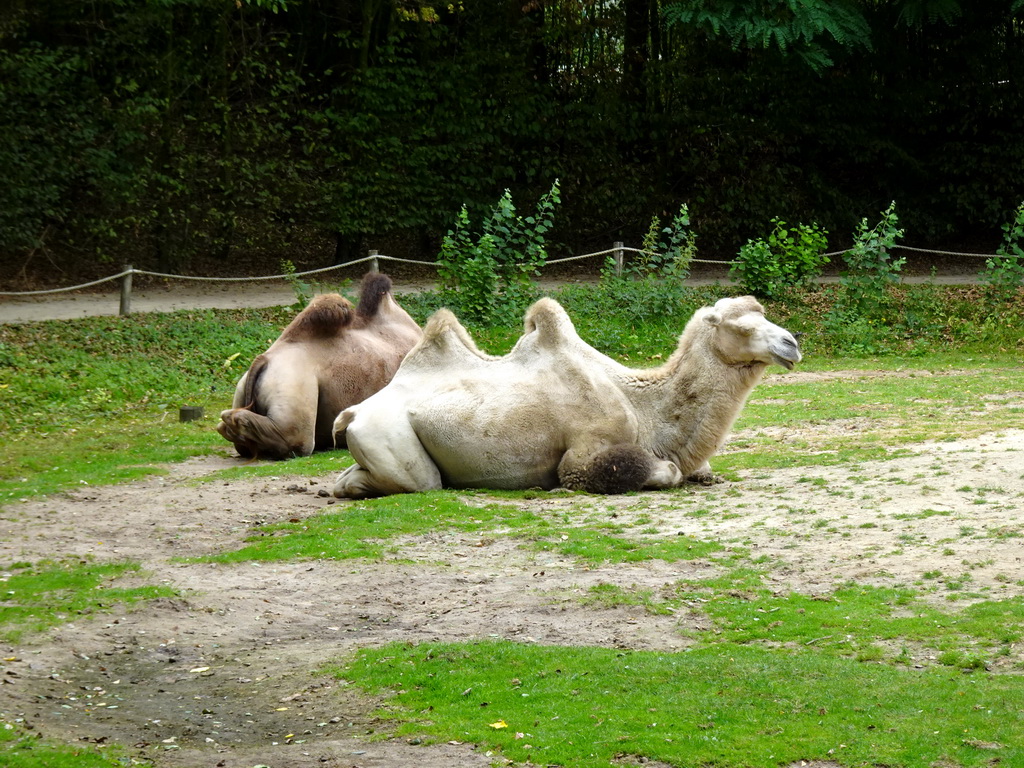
[627,328,766,476]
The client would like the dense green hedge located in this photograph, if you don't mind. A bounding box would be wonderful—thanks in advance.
[1,0,1022,278]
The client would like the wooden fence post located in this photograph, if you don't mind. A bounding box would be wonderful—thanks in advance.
[613,242,624,277]
[368,249,379,273]
[179,406,204,422]
[119,265,133,316]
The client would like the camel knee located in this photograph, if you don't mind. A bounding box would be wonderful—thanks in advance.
[332,464,441,499]
[560,444,655,494]
[646,459,684,489]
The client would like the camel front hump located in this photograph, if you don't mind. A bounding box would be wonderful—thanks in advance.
[216,272,421,460]
[331,295,801,497]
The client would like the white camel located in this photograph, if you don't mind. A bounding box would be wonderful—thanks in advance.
[217,272,421,459]
[331,295,800,497]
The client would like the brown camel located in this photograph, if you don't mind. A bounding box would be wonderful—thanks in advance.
[217,272,421,459]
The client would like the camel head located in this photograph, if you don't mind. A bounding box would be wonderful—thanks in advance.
[701,296,802,370]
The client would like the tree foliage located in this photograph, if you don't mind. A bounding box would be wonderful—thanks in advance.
[0,0,1022,279]
[664,0,873,70]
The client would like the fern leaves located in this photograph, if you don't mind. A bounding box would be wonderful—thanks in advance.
[663,0,969,70]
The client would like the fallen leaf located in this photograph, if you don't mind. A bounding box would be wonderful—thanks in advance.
[489,720,508,729]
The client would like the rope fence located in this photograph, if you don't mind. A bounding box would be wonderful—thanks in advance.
[0,242,1007,316]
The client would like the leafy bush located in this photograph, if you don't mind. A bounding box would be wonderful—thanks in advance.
[616,204,696,281]
[824,202,905,348]
[729,217,829,301]
[981,201,1024,301]
[836,202,906,314]
[437,181,560,325]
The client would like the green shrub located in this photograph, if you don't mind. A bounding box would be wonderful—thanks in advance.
[437,181,560,325]
[616,204,696,281]
[981,201,1024,302]
[835,201,905,315]
[824,202,905,350]
[729,217,829,301]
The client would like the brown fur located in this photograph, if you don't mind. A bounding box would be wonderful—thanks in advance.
[578,444,654,494]
[280,294,355,342]
[355,272,394,319]
[217,272,422,460]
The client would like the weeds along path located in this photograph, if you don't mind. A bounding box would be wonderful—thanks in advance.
[0,272,983,324]
[0,417,1022,766]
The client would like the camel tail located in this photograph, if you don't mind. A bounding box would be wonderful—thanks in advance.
[333,408,357,448]
[356,272,395,319]
[241,354,271,411]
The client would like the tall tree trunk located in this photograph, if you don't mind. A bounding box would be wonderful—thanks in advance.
[623,0,650,107]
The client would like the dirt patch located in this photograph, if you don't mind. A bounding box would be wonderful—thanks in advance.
[1,418,1023,767]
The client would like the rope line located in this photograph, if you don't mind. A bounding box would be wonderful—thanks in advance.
[0,243,1010,297]
[0,271,130,296]
[893,245,1001,259]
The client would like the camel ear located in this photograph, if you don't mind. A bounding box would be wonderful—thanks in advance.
[703,311,722,328]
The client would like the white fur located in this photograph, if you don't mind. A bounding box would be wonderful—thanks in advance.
[332,296,800,497]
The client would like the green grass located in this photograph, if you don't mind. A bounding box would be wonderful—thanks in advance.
[196,492,548,563]
[0,721,133,768]
[1,287,1021,506]
[580,568,1024,670]
[529,526,724,563]
[333,639,1024,768]
[2,287,1024,767]
[201,449,355,482]
[0,559,176,642]
[0,307,294,506]
[1,419,223,504]
[196,491,724,565]
[718,363,1024,472]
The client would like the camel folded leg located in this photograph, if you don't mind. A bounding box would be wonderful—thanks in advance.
[218,369,319,459]
[332,414,442,499]
[217,408,316,460]
[558,443,683,494]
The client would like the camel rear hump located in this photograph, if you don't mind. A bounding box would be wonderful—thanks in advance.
[355,272,395,319]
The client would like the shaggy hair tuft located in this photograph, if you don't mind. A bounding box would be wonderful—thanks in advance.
[581,445,653,494]
[356,273,394,318]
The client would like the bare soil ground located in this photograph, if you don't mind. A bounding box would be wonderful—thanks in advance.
[1,401,1022,768]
